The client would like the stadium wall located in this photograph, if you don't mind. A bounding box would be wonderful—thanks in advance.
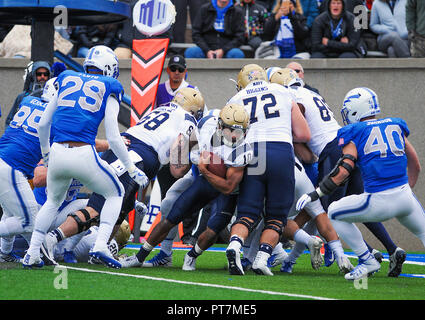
[0,58,424,251]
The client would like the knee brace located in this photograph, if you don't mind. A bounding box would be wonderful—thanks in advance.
[231,216,256,233]
[68,209,98,234]
[263,219,284,236]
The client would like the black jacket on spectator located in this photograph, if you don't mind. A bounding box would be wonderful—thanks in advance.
[263,10,311,53]
[191,2,245,54]
[75,24,118,50]
[237,1,271,49]
[311,1,362,57]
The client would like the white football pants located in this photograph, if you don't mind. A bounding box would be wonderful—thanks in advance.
[28,143,124,255]
[328,183,425,257]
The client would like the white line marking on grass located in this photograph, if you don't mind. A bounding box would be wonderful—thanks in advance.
[63,265,336,300]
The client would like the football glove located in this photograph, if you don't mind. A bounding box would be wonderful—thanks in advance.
[296,193,314,211]
[128,165,149,189]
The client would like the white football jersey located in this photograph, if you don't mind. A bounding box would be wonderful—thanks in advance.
[228,80,295,145]
[192,114,253,168]
[126,103,197,165]
[291,87,341,157]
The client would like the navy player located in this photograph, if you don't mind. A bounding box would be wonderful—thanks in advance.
[41,87,204,264]
[23,45,149,269]
[296,87,425,280]
[119,103,252,268]
[0,91,50,263]
[225,64,311,276]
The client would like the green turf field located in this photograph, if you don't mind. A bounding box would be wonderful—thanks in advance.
[1,244,424,302]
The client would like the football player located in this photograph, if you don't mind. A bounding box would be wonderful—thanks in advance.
[296,87,425,280]
[24,45,149,269]
[275,69,407,275]
[41,86,204,265]
[224,64,310,276]
[0,85,52,263]
[119,103,253,268]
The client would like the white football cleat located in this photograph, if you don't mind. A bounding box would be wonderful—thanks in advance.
[89,245,121,269]
[182,253,197,271]
[226,248,244,275]
[22,253,44,269]
[307,236,323,270]
[344,257,380,280]
[252,251,274,276]
[119,254,143,268]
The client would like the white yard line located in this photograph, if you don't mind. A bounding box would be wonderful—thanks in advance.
[62,265,336,301]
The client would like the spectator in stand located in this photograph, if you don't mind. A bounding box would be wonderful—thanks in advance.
[185,0,246,59]
[170,1,206,45]
[74,24,119,58]
[300,0,320,28]
[257,0,275,11]
[406,0,425,57]
[286,61,320,93]
[369,0,410,57]
[236,0,271,51]
[319,0,365,13]
[311,0,362,58]
[262,0,312,59]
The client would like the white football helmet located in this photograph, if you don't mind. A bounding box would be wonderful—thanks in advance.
[41,77,57,102]
[341,87,380,125]
[83,45,120,79]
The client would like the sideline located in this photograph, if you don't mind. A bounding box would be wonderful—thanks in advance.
[62,265,336,301]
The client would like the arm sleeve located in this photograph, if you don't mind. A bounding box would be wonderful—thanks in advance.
[104,95,133,169]
[38,94,58,153]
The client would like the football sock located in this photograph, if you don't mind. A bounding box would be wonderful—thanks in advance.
[94,196,122,249]
[136,242,153,262]
[258,243,273,255]
[160,239,174,256]
[331,219,370,259]
[188,243,203,258]
[293,229,312,246]
[327,239,344,260]
[0,236,14,254]
[363,222,397,255]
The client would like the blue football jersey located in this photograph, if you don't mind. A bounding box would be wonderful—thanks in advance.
[337,117,409,193]
[0,95,47,178]
[33,179,83,210]
[51,70,124,145]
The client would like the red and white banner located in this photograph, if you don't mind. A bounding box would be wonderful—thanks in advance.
[130,38,169,126]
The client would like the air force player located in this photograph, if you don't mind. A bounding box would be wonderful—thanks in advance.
[0,86,52,263]
[42,86,204,264]
[24,45,149,269]
[297,87,425,280]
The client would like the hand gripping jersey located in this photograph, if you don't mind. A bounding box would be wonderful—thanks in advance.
[0,96,47,178]
[51,70,124,145]
[291,86,341,157]
[194,113,253,168]
[126,102,197,165]
[228,80,294,145]
[337,117,409,193]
